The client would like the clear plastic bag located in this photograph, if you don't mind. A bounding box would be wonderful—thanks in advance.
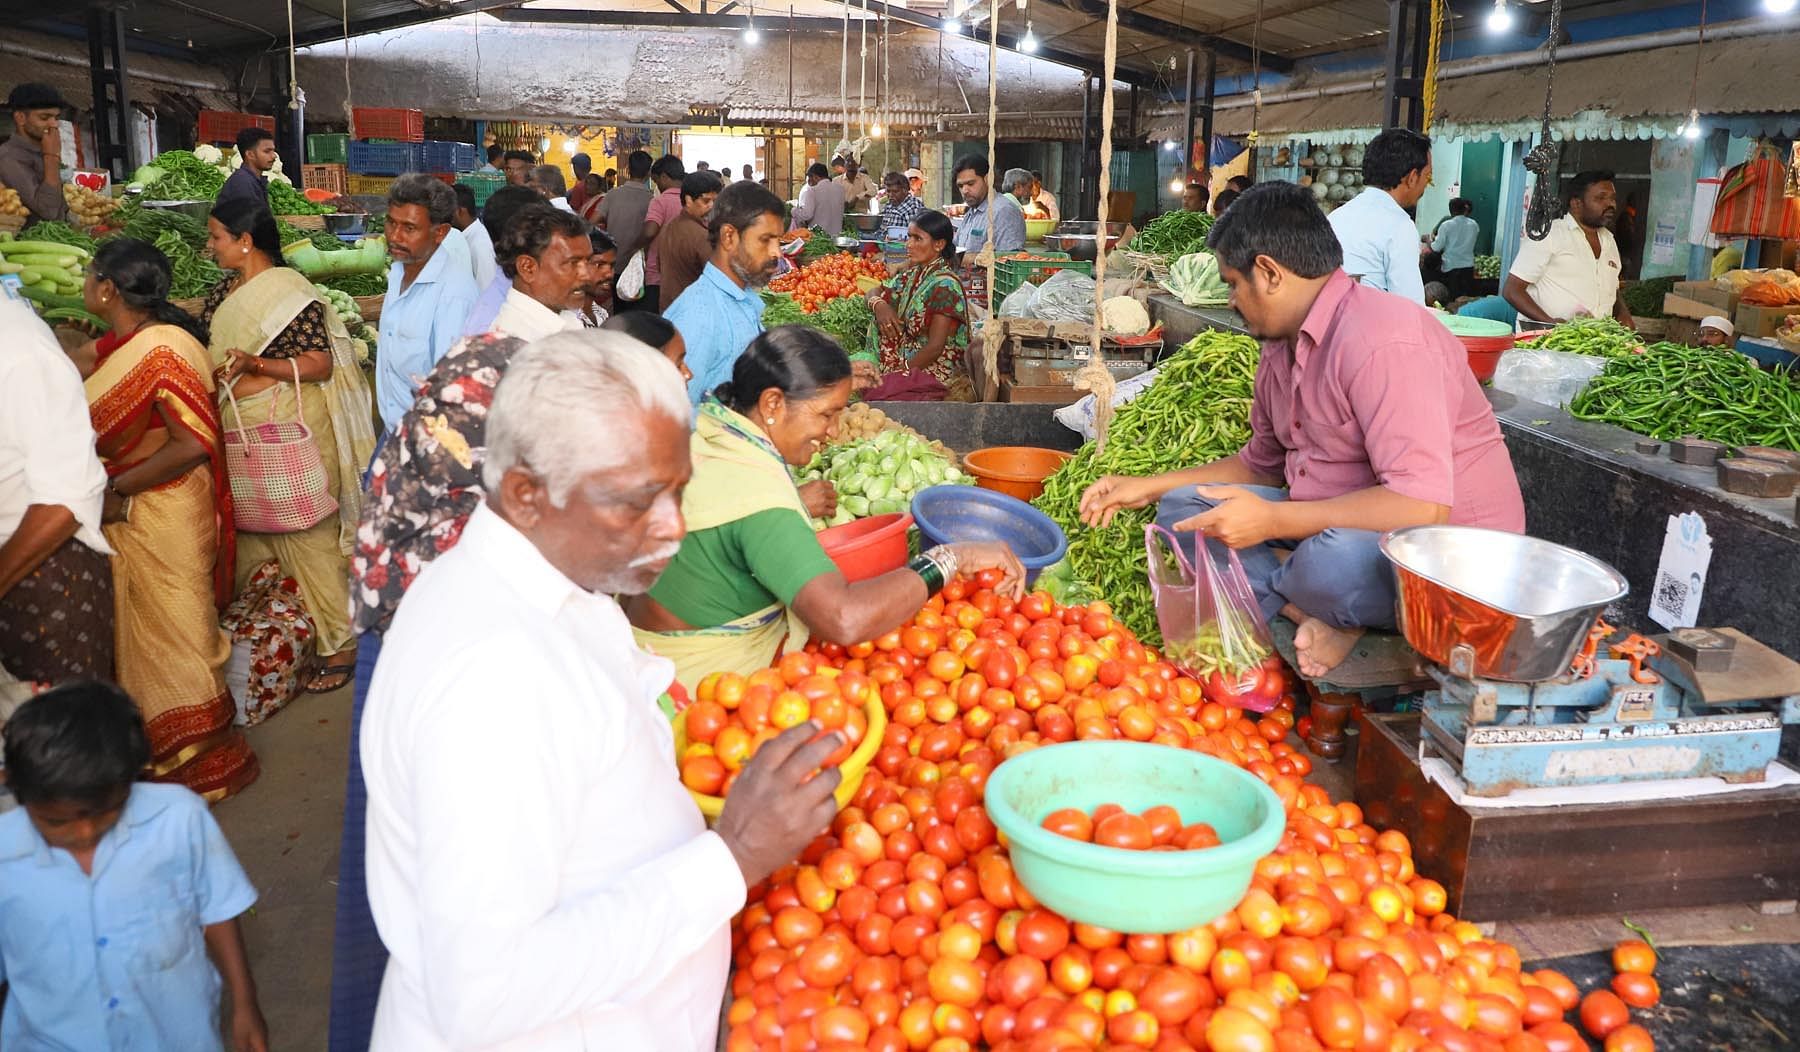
[1489,348,1607,407]
[997,281,1040,319]
[1146,524,1282,712]
[1031,268,1099,322]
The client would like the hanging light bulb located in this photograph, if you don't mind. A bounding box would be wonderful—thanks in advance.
[1485,0,1513,32]
[871,121,885,137]
[942,16,961,32]
[744,21,761,43]
[1021,23,1039,52]
[1169,175,1185,194]
[1767,0,1797,13]
[1682,109,1703,139]
[562,138,577,154]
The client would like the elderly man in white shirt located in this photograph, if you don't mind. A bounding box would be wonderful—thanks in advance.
[488,203,595,341]
[1327,128,1433,304]
[0,294,114,683]
[362,331,844,1051]
[1504,170,1634,328]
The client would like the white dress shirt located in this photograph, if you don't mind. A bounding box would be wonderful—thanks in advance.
[362,503,746,1052]
[0,295,110,555]
[489,286,583,341]
[1328,186,1427,304]
[461,219,496,292]
[1508,212,1623,322]
[1034,189,1060,223]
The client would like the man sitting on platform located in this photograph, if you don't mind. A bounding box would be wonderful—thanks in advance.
[1077,182,1525,678]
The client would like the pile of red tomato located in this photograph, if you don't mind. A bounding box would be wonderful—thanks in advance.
[718,574,1663,1051]
[681,666,874,799]
[1040,805,1222,852]
[769,253,892,314]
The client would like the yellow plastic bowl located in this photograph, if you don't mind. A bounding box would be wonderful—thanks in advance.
[1026,217,1057,242]
[671,687,888,818]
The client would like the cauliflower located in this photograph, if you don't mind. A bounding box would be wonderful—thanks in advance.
[193,143,224,166]
[1100,295,1151,336]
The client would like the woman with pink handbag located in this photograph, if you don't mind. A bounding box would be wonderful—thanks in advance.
[202,198,376,695]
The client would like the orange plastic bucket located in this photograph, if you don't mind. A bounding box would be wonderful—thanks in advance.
[817,513,914,582]
[961,446,1074,502]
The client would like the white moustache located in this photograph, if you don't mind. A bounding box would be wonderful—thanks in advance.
[629,543,683,568]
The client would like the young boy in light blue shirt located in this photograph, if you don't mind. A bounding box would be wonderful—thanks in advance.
[0,681,268,1051]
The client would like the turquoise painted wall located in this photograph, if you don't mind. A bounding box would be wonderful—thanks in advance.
[1457,139,1506,257]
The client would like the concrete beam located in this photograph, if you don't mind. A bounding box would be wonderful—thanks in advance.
[494,8,854,31]
[1049,0,1295,72]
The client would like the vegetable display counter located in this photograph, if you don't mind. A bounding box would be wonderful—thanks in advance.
[1145,293,1249,348]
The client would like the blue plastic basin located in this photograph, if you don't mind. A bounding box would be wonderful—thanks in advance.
[910,484,1068,585]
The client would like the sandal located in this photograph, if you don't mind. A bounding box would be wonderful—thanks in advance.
[306,658,357,695]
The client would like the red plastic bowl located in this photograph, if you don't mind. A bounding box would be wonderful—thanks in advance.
[818,513,914,582]
[1458,333,1518,383]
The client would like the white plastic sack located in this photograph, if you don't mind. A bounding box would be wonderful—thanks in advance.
[998,281,1040,319]
[1054,366,1161,439]
[615,251,647,301]
[1490,349,1608,407]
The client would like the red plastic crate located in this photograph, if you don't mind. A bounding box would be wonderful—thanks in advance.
[352,107,424,143]
[198,110,275,144]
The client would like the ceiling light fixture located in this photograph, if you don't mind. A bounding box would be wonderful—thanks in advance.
[1021,23,1038,52]
[1168,175,1185,194]
[1485,0,1513,32]
[942,16,961,32]
[1682,108,1703,139]
[1766,0,1797,13]
[744,22,761,42]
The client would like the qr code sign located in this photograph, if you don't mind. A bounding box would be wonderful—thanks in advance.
[1653,572,1689,615]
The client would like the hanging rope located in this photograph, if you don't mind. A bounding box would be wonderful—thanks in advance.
[978,0,1006,398]
[840,3,851,151]
[1421,0,1445,132]
[1248,0,1263,145]
[1523,0,1565,241]
[858,0,869,141]
[283,0,301,113]
[1073,0,1121,450]
[341,0,354,127]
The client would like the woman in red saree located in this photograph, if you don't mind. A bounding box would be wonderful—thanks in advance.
[76,238,258,801]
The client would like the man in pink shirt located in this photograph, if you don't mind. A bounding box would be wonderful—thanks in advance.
[640,154,687,311]
[1081,182,1524,678]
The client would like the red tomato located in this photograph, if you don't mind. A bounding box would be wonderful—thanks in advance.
[1094,812,1155,851]
[1579,990,1630,1039]
[1611,972,1660,1008]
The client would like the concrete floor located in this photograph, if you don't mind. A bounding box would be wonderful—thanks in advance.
[213,697,1800,1052]
[214,681,353,1052]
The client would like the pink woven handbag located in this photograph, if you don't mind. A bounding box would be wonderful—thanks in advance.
[221,359,338,534]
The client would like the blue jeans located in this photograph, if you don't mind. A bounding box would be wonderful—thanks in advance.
[327,632,384,1052]
[1155,485,1398,632]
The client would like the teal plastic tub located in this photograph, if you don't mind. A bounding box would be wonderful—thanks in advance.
[984,741,1284,933]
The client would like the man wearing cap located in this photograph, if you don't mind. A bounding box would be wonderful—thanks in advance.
[1697,316,1734,348]
[1,84,68,226]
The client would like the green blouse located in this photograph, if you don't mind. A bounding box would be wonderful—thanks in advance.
[647,508,840,628]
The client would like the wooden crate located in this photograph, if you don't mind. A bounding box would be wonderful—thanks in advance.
[282,214,326,231]
[1354,712,1800,922]
[301,163,347,197]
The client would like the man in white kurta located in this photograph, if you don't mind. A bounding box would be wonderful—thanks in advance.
[360,332,842,1051]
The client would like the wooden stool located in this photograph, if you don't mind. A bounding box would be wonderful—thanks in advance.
[1269,618,1432,761]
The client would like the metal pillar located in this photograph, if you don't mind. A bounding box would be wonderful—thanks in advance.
[1182,50,1197,186]
[87,6,134,181]
[272,57,306,187]
[1079,75,1095,219]
[1380,0,1428,131]
[1200,49,1217,179]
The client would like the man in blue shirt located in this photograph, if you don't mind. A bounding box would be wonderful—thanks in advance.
[1432,197,1480,300]
[1327,127,1432,304]
[951,154,1026,266]
[376,174,481,431]
[666,180,788,406]
[214,127,274,212]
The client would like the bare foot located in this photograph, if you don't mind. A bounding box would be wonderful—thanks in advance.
[1294,618,1364,679]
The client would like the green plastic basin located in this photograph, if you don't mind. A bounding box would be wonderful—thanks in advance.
[984,741,1284,933]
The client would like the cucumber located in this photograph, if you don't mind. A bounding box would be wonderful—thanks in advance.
[15,267,46,285]
[0,251,79,270]
[0,261,21,274]
[0,241,91,260]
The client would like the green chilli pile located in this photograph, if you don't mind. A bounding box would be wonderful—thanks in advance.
[153,229,223,299]
[1125,210,1214,260]
[267,179,329,216]
[1515,317,1644,358]
[1034,330,1260,646]
[1569,343,1800,452]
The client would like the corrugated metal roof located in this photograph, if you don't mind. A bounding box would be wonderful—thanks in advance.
[0,30,241,114]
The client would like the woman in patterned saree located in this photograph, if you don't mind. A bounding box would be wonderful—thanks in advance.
[204,198,376,693]
[857,210,972,401]
[78,238,258,801]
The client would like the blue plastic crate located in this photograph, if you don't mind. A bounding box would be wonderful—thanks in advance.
[346,140,421,176]
[422,140,479,172]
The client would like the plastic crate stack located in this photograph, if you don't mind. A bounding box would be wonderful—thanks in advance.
[992,253,1092,309]
[351,108,425,142]
[423,141,479,174]
[346,141,423,177]
[300,164,348,197]
[461,172,506,207]
[307,133,350,164]
[198,111,275,145]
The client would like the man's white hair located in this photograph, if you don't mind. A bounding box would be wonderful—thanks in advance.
[482,331,692,506]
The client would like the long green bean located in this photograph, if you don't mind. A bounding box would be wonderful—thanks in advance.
[1033,331,1260,646]
[1568,343,1800,452]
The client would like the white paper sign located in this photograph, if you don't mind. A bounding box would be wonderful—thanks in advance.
[1648,512,1713,630]
[1650,218,1678,265]
[1690,178,1722,248]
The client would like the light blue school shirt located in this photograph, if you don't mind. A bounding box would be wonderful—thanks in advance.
[1327,186,1426,304]
[1432,214,1480,272]
[376,237,482,431]
[0,783,257,1052]
[666,262,767,407]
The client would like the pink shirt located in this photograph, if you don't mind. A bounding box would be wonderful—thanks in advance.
[643,187,683,285]
[1239,270,1525,532]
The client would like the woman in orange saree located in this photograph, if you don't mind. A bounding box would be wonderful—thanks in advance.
[77,239,258,801]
